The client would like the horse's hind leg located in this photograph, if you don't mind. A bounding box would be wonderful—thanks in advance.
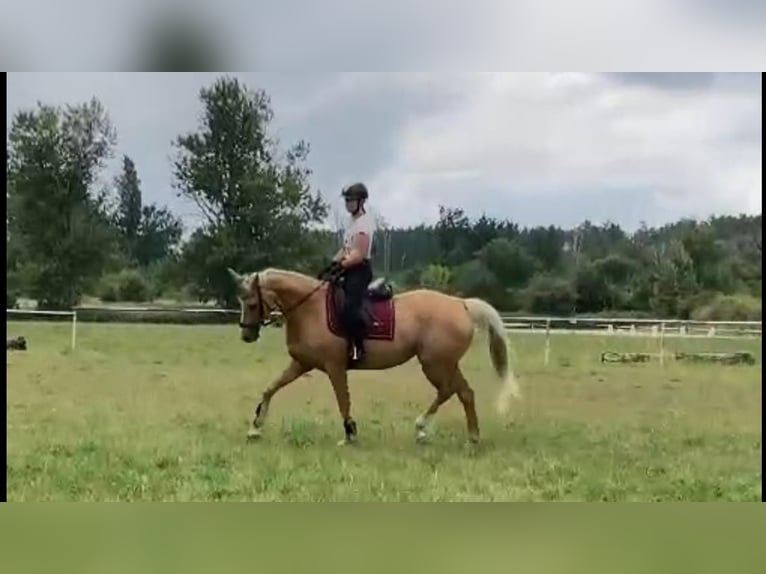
[454,368,480,443]
[325,362,358,446]
[415,362,457,443]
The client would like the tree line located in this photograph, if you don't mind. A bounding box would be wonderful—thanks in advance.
[6,76,762,321]
[382,209,761,320]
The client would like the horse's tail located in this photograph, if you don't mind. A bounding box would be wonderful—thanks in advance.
[463,297,521,415]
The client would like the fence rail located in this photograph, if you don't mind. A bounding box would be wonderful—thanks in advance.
[7,307,761,359]
[7,308,78,350]
[498,315,761,338]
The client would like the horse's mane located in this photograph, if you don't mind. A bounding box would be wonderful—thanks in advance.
[246,267,320,290]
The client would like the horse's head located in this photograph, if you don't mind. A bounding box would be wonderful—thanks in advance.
[228,268,266,343]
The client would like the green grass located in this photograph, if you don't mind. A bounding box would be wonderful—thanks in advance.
[6,321,762,501]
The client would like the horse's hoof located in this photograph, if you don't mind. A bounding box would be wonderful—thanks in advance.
[337,437,357,447]
[246,428,263,441]
[415,431,428,444]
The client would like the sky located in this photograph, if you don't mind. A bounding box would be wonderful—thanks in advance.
[6,72,762,233]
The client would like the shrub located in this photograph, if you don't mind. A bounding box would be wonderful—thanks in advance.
[7,270,22,309]
[97,270,153,303]
[419,264,451,290]
[119,270,152,302]
[73,307,235,325]
[97,277,120,302]
[691,293,761,322]
[524,275,577,315]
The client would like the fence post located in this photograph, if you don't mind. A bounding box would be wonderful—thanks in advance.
[659,321,665,366]
[71,311,77,351]
[544,318,551,367]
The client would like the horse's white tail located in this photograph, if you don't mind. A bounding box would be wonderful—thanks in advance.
[464,298,522,415]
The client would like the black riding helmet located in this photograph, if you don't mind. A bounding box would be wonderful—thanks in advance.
[341,182,369,200]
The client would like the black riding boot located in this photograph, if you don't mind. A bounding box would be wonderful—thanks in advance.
[341,261,373,368]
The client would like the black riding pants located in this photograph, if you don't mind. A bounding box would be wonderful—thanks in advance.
[341,260,373,345]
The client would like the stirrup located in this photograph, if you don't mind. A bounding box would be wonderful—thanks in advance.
[347,342,365,368]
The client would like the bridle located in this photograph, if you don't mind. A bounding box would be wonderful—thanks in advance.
[238,272,334,331]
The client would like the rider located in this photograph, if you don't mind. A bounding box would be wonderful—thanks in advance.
[334,182,375,364]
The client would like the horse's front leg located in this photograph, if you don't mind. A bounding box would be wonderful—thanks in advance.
[248,359,311,440]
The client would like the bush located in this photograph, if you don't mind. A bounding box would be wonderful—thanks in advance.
[119,270,152,302]
[97,278,120,302]
[524,275,577,315]
[399,266,423,289]
[452,260,499,297]
[7,269,22,309]
[97,270,153,303]
[74,307,235,324]
[690,293,761,322]
[679,290,719,319]
[419,264,451,290]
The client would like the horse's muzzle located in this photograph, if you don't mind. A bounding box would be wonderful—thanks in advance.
[241,329,260,343]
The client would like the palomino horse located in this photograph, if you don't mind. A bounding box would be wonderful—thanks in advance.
[228,267,521,446]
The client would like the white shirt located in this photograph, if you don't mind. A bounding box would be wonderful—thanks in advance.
[343,212,376,259]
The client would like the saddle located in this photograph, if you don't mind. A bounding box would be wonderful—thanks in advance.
[325,277,396,342]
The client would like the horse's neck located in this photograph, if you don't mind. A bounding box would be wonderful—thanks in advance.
[264,270,320,310]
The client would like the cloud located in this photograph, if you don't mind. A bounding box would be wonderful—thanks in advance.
[366,73,762,229]
[605,73,718,92]
[7,72,761,234]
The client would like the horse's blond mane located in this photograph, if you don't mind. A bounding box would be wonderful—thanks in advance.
[245,267,319,291]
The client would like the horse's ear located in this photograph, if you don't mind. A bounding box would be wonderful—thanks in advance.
[227,268,243,285]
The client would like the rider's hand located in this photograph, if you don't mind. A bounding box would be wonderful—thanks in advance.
[318,260,343,280]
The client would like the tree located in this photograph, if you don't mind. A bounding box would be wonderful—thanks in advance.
[7,236,23,308]
[522,225,566,272]
[7,99,117,308]
[574,261,612,313]
[478,237,536,288]
[436,205,471,266]
[134,204,183,267]
[452,260,503,306]
[524,274,577,315]
[649,240,698,317]
[113,155,143,252]
[172,76,328,305]
[109,155,183,274]
[467,214,502,254]
[575,254,640,312]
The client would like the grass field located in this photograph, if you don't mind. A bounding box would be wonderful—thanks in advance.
[6,320,762,501]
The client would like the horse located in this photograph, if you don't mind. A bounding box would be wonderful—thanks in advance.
[227,267,521,446]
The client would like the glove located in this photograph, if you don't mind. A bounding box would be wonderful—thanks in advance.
[318,260,343,281]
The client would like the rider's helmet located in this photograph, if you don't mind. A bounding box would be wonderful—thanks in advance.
[341,182,369,201]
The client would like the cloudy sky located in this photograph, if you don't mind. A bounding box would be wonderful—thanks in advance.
[6,72,762,233]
